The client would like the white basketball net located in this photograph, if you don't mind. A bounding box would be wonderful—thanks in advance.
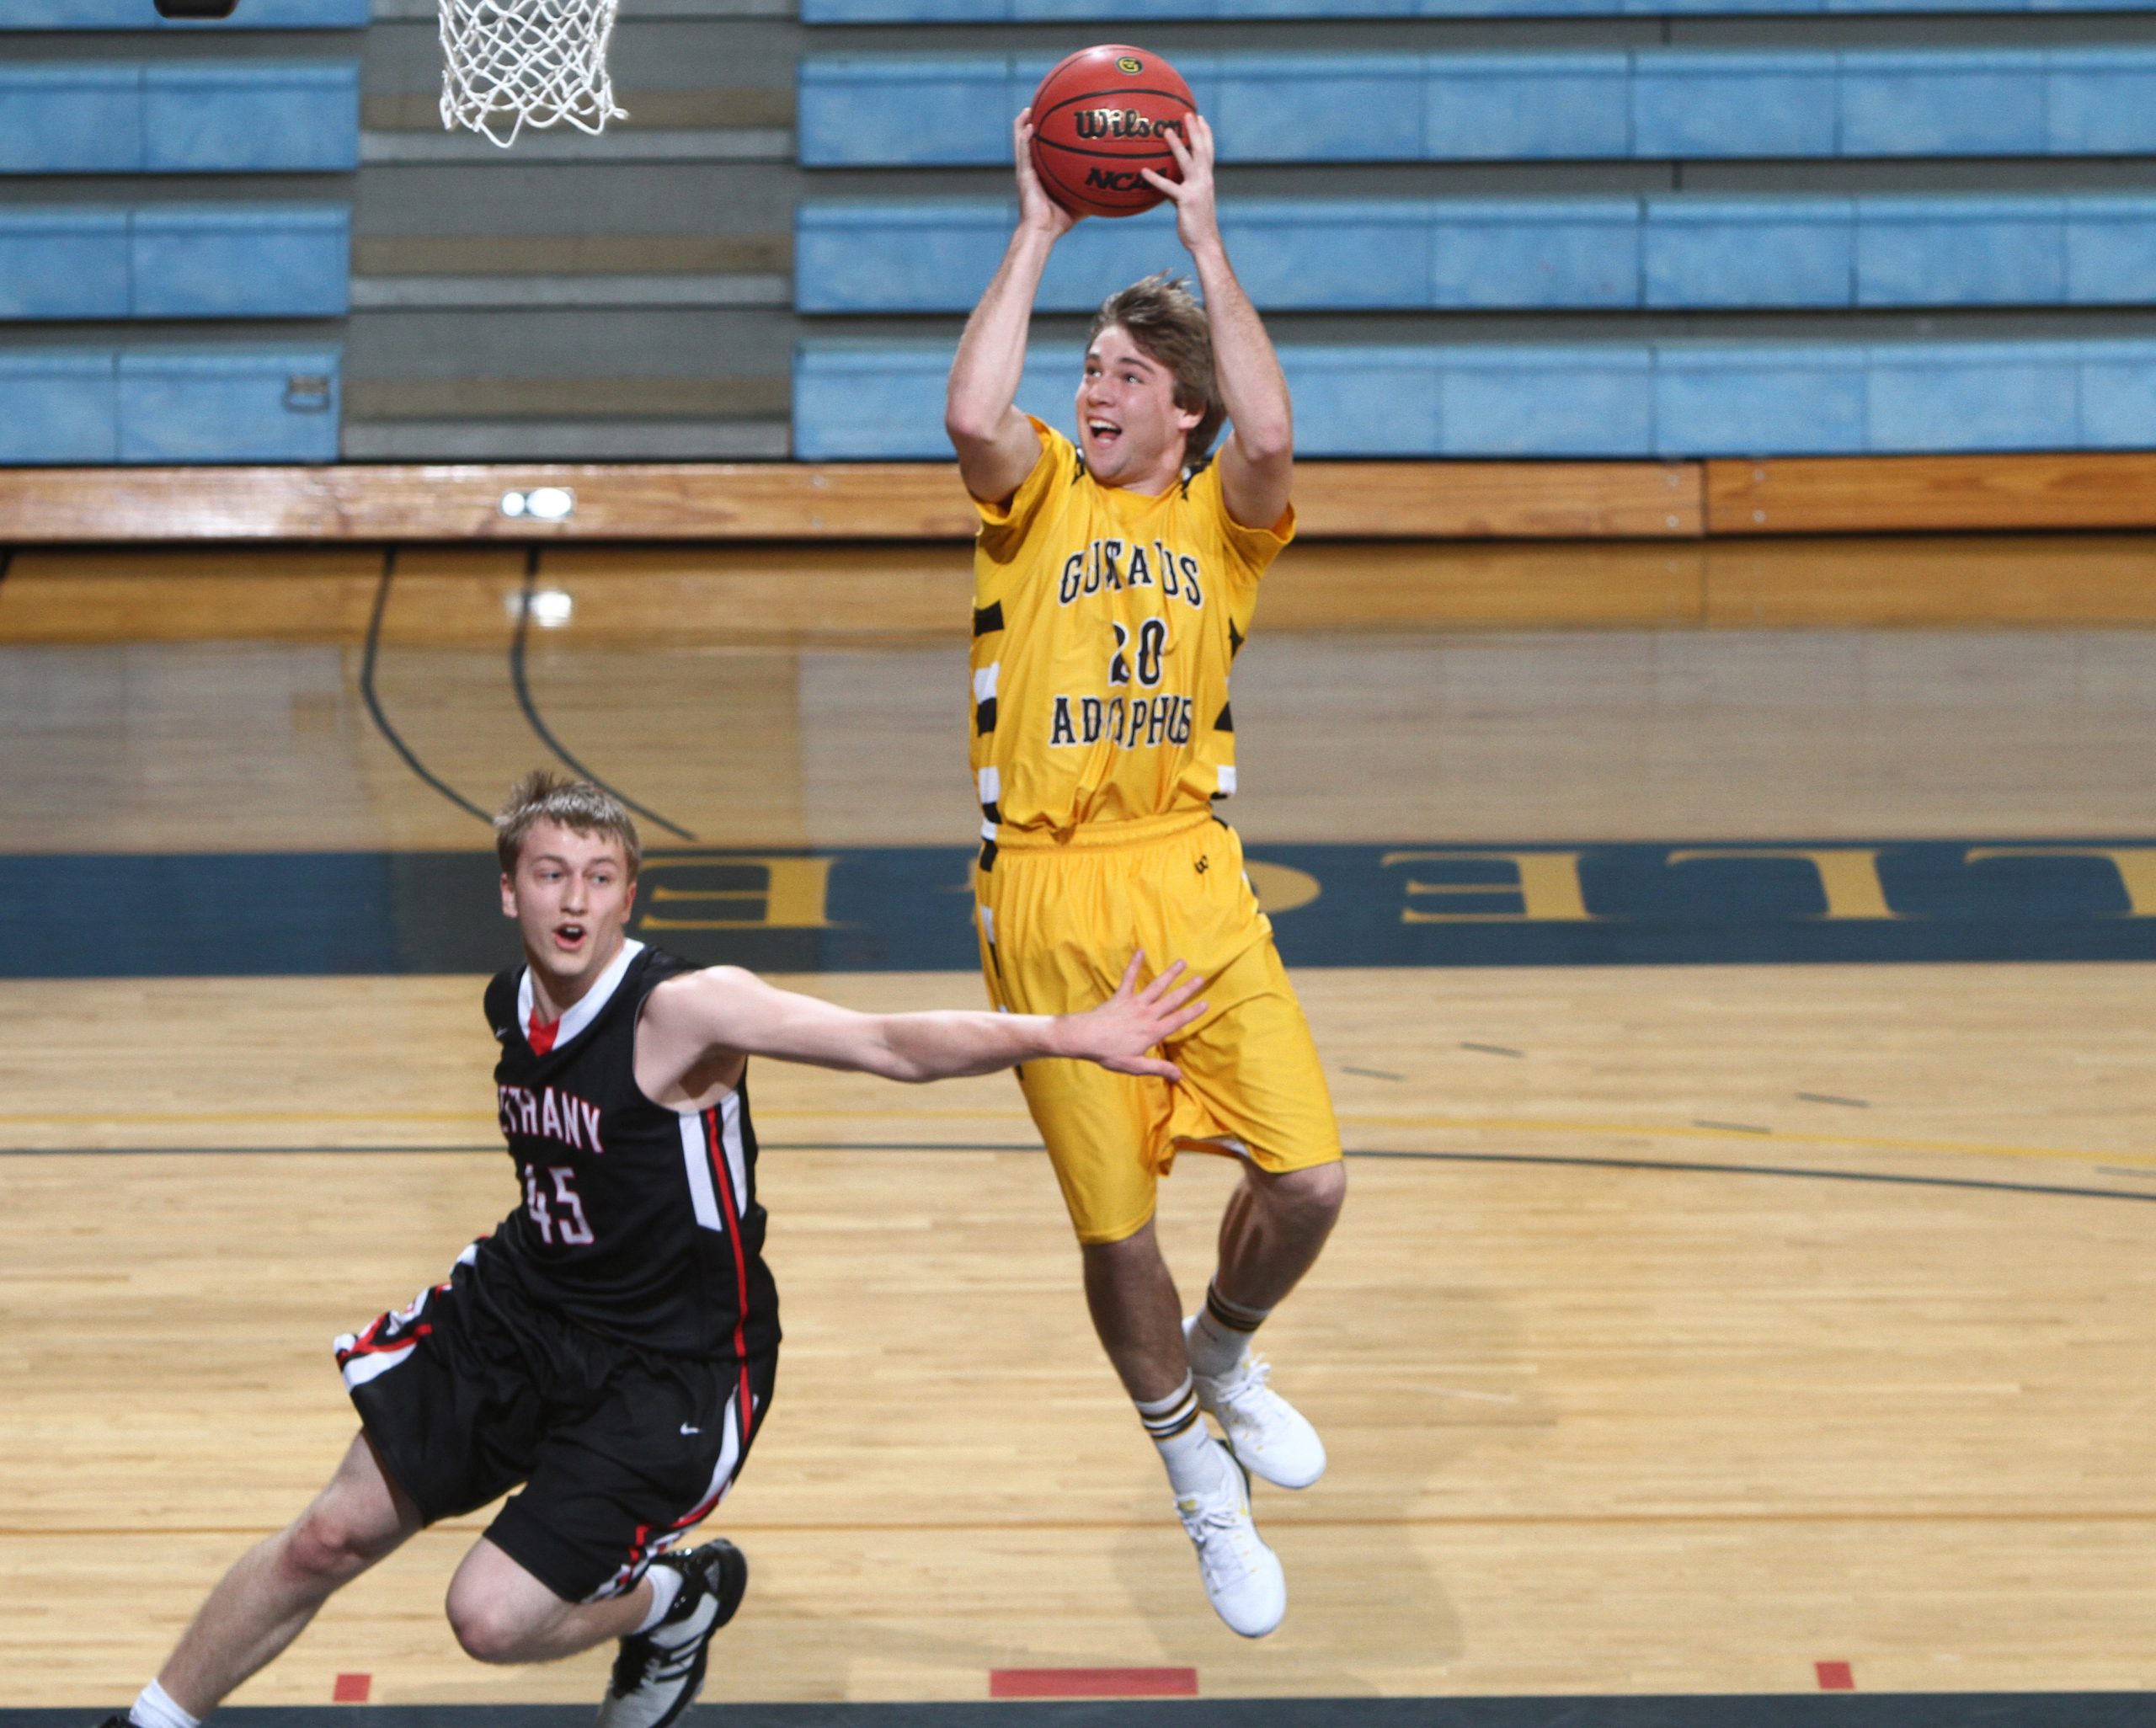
[439,0,625,150]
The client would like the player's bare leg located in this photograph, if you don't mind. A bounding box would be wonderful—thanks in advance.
[444,1539,653,1662]
[1082,1219,1286,1636]
[1077,1158,1351,1400]
[1184,1160,1345,1492]
[446,1533,750,1728]
[148,1432,421,1720]
[1081,1219,1189,1402]
[1214,1160,1347,1312]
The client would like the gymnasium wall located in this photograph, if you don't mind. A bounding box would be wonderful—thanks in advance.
[0,0,2153,462]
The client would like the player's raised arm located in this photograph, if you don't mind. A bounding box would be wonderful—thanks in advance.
[946,109,1080,504]
[1143,114,1293,530]
[638,953,1207,1094]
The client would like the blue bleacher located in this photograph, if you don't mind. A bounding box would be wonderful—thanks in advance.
[1643,199,1852,307]
[805,0,2143,15]
[0,204,349,319]
[0,0,368,25]
[0,208,129,320]
[0,346,121,462]
[0,60,358,173]
[1852,198,2062,307]
[1630,51,1835,157]
[134,204,350,317]
[0,65,141,173]
[796,195,2156,312]
[0,344,340,464]
[798,47,2156,165]
[120,344,339,461]
[792,338,2156,459]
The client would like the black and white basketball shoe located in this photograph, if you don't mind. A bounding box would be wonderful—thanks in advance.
[597,1539,750,1728]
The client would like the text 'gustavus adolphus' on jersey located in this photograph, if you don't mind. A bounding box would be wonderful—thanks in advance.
[498,1083,605,1155]
[1050,692,1195,750]
[1044,611,1193,754]
[1056,536,1204,609]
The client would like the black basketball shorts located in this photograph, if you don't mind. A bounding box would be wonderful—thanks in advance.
[334,1242,776,1603]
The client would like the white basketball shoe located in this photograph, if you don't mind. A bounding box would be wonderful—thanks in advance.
[1177,1437,1286,1638]
[598,1539,747,1728]
[1184,1315,1327,1490]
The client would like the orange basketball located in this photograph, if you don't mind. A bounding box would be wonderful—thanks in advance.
[1028,45,1195,220]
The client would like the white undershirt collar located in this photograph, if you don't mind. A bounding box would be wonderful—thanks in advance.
[517,938,646,1053]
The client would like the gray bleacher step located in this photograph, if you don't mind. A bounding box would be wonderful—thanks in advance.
[360,127,792,164]
[343,417,791,460]
[352,273,789,309]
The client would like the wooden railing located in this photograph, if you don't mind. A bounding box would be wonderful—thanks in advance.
[0,455,2151,543]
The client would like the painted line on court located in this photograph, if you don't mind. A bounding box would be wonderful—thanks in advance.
[5,1699,2153,1728]
[4,1139,2156,1208]
[1330,1112,2156,1173]
[1816,1663,1855,1692]
[1348,1146,2156,1206]
[12,1507,2156,1541]
[331,1674,371,1704]
[6,1106,2143,1176]
[359,550,493,825]
[990,1669,1198,1699]
[0,1143,507,1155]
[0,1111,490,1125]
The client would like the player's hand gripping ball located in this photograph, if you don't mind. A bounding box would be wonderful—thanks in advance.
[1028,45,1198,219]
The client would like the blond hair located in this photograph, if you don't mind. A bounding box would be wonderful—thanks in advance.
[494,770,642,880]
[1089,271,1225,461]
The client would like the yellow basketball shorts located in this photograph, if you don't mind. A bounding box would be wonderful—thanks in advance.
[974,810,1342,1245]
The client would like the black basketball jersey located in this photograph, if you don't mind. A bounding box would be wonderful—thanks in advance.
[478,941,780,1364]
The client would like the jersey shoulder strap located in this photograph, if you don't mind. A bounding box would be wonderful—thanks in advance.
[618,946,697,1034]
[483,967,518,1042]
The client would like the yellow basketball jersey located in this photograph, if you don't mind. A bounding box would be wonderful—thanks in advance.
[968,417,1294,837]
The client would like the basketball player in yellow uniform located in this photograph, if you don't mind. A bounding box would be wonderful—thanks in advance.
[946,108,1345,1638]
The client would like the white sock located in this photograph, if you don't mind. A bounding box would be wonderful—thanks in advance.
[1135,1373,1219,1499]
[1187,1280,1270,1378]
[131,1682,201,1728]
[633,1561,685,1634]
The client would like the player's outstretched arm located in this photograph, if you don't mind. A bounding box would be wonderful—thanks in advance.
[641,952,1207,1089]
[946,108,1079,504]
[1143,114,1294,529]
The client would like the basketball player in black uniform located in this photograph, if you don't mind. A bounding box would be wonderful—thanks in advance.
[102,771,1206,1728]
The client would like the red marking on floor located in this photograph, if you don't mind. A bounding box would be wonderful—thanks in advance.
[990,1667,1198,1699]
[332,1673,371,1704]
[1816,1661,1855,1691]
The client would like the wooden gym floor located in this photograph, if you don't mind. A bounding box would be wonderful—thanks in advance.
[1,541,2153,1714]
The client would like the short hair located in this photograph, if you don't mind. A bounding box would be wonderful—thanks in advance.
[1089,272,1225,462]
[494,770,642,881]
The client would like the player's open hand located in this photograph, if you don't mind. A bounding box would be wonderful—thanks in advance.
[1142,111,1220,253]
[1014,108,1080,240]
[1065,952,1208,1081]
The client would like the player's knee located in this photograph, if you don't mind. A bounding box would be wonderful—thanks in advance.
[1081,1222,1159,1268]
[1266,1159,1347,1229]
[283,1502,392,1587]
[446,1589,538,1665]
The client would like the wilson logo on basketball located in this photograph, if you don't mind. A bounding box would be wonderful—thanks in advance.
[1074,108,1178,141]
[1116,55,1143,73]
